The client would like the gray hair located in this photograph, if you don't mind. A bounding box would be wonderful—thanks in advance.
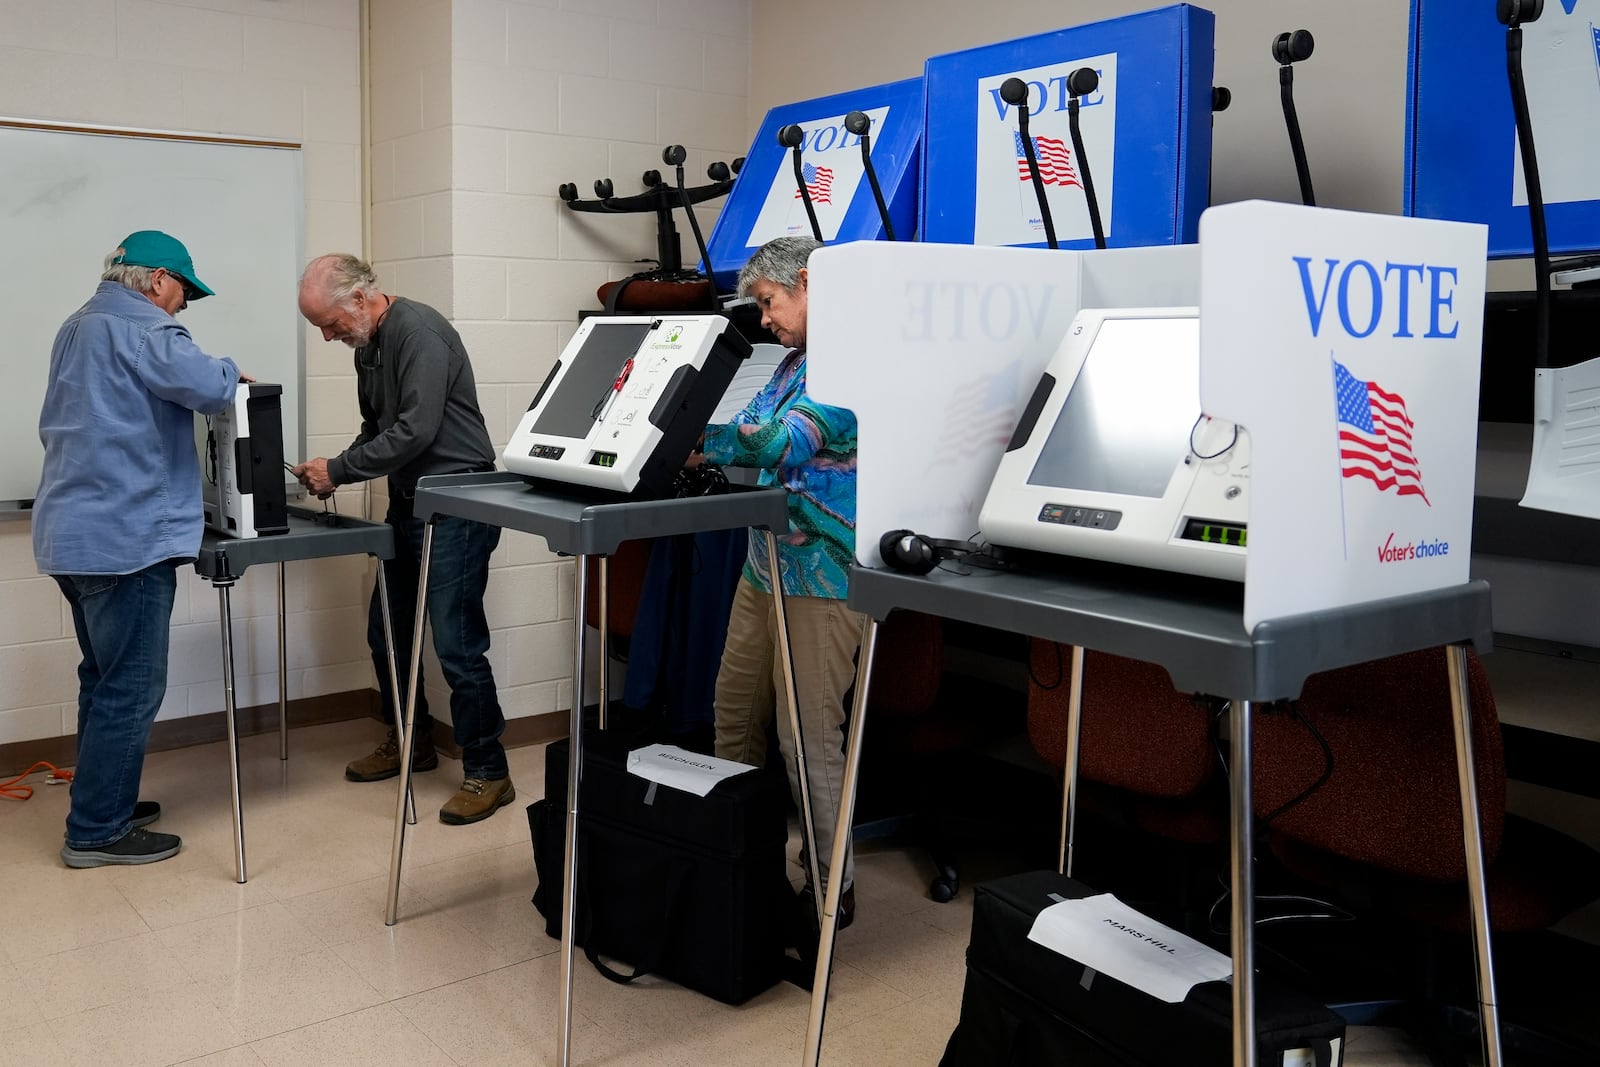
[302,253,379,306]
[736,236,821,298]
[102,249,157,294]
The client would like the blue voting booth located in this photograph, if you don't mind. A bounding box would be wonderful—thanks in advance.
[920,4,1215,250]
[1407,1,1600,257]
[703,77,923,293]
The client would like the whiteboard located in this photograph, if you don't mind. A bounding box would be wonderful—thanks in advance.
[0,119,304,507]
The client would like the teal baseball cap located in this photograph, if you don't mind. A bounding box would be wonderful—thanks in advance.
[112,230,215,299]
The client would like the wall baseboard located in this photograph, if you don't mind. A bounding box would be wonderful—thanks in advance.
[0,690,570,778]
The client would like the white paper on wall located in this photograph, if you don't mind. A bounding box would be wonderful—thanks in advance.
[1510,8,1600,207]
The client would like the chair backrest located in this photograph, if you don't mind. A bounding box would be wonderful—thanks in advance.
[1252,646,1505,882]
[867,611,945,718]
[582,538,655,638]
[1027,643,1218,799]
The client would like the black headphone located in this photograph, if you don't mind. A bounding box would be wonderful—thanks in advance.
[879,529,979,576]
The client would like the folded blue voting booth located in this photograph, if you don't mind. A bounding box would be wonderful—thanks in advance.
[920,4,1215,250]
[1407,1,1600,257]
[703,77,923,293]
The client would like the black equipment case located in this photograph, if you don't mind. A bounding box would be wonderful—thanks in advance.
[528,732,790,1005]
[941,871,1346,1067]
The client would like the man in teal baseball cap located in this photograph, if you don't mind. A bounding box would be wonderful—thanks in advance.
[110,230,216,308]
[32,233,240,868]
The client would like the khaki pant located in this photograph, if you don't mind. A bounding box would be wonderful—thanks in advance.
[713,577,864,895]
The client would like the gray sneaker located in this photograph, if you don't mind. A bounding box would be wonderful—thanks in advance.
[61,828,182,869]
[63,801,160,840]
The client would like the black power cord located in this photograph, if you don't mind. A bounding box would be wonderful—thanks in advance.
[672,462,729,498]
[1203,697,1346,934]
[1029,640,1065,691]
[1188,414,1240,461]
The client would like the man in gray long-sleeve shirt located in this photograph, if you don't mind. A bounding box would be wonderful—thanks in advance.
[294,254,513,826]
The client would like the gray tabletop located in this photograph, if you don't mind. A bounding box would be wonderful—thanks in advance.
[849,561,1493,702]
[412,471,791,556]
[195,506,394,580]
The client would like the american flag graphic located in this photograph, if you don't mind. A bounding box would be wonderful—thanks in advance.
[1014,131,1080,188]
[1334,359,1429,506]
[931,363,1020,466]
[793,163,834,204]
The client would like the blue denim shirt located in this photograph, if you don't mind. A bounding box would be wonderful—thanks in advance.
[33,282,240,575]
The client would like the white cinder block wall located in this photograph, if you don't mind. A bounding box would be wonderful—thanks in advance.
[365,0,754,729]
[0,0,373,750]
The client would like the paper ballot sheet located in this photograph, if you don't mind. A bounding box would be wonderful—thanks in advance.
[1027,893,1231,1003]
[626,744,757,798]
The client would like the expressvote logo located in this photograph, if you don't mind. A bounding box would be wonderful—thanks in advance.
[650,323,686,350]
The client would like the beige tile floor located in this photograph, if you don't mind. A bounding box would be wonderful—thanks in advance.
[0,717,1547,1065]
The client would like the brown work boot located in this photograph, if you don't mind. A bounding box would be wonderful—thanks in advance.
[799,883,856,931]
[439,776,516,825]
[345,727,438,783]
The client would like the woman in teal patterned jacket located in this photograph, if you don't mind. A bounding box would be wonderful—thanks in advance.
[700,235,863,927]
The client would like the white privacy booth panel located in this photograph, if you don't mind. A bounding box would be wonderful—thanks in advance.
[805,240,1200,567]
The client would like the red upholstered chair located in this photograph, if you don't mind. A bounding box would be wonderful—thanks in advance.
[865,611,947,743]
[582,538,654,660]
[1254,648,1505,894]
[1251,647,1600,1064]
[1025,643,1230,928]
[1027,642,1229,846]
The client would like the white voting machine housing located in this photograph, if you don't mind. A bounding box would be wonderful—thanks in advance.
[503,315,752,496]
[200,382,288,539]
[980,307,1250,581]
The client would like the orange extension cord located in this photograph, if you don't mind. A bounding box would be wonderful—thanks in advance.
[0,761,72,801]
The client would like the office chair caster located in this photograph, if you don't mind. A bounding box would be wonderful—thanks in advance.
[930,863,960,903]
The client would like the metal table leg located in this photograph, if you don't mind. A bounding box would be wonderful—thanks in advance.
[558,554,591,1067]
[765,529,823,925]
[1446,643,1503,1067]
[376,561,417,826]
[386,520,435,926]
[802,614,879,1067]
[216,579,247,884]
[1057,644,1085,876]
[1230,698,1255,1067]
[597,555,609,731]
[277,563,288,761]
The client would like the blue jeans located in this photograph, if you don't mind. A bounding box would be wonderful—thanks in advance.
[55,561,179,848]
[371,498,508,780]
